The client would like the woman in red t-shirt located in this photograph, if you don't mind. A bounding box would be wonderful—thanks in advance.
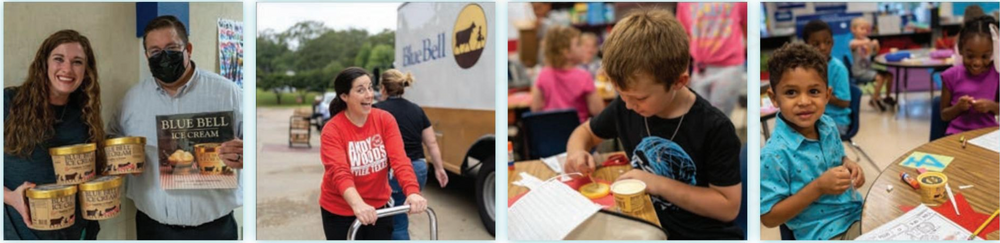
[319,67,427,240]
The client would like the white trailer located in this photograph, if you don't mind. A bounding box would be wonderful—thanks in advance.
[395,2,496,236]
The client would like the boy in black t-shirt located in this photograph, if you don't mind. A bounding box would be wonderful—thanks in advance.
[563,9,743,240]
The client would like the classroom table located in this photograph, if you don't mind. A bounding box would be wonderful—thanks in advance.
[507,152,662,227]
[508,91,531,125]
[874,48,954,107]
[508,91,532,109]
[861,127,1000,240]
[870,31,932,40]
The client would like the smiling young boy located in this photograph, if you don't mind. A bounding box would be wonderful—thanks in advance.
[759,42,865,240]
[562,9,743,240]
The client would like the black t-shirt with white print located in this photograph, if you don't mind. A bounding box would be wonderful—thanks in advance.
[589,90,743,240]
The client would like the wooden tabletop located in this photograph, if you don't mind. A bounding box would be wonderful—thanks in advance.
[507,152,662,227]
[874,48,954,69]
[862,127,1000,239]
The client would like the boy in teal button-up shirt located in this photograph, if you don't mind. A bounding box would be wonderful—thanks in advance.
[760,42,865,240]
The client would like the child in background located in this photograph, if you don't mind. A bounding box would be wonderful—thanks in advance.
[849,17,895,111]
[940,16,999,135]
[530,25,605,123]
[760,42,865,240]
[563,9,743,240]
[952,5,999,70]
[577,32,602,78]
[677,2,748,116]
[803,20,852,134]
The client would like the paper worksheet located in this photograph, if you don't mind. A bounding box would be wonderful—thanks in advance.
[856,204,981,240]
[540,152,567,174]
[509,179,601,240]
[968,130,1000,154]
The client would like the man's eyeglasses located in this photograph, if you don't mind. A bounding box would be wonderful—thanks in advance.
[147,44,184,57]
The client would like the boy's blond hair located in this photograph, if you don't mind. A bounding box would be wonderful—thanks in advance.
[850,17,871,30]
[543,25,581,68]
[602,9,690,91]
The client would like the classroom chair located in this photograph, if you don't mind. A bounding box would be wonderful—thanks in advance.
[842,55,860,86]
[930,96,949,141]
[737,145,747,238]
[780,224,796,240]
[832,33,854,67]
[842,55,879,95]
[843,85,880,172]
[520,109,581,160]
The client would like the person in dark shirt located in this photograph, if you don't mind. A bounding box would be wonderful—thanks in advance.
[4,30,105,240]
[373,69,449,240]
[562,9,743,240]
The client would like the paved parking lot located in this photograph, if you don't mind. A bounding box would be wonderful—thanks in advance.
[256,107,494,240]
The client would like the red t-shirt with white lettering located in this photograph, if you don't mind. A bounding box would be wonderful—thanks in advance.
[320,108,420,216]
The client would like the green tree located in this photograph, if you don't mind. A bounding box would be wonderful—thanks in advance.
[322,60,345,87]
[354,43,373,69]
[257,31,291,74]
[294,29,368,71]
[369,29,395,47]
[366,44,394,71]
[258,21,396,106]
[288,72,312,104]
[258,73,290,104]
[281,21,327,51]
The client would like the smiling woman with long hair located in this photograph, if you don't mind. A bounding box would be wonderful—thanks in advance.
[318,67,428,240]
[3,29,105,240]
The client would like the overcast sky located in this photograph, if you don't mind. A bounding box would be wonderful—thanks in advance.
[257,3,402,35]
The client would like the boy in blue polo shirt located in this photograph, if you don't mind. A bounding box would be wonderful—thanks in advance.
[803,20,852,134]
[760,42,865,240]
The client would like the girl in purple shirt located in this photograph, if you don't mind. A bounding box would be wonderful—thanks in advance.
[941,16,999,135]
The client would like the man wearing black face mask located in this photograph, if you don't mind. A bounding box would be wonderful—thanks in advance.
[106,15,244,240]
[148,49,188,85]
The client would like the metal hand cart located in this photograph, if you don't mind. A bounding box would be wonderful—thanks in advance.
[347,205,438,240]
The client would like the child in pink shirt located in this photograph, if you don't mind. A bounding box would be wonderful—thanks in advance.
[676,2,747,67]
[531,25,605,122]
[677,2,748,115]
